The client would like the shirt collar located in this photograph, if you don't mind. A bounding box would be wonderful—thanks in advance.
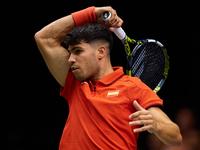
[98,67,124,85]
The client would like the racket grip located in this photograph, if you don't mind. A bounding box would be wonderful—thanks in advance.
[101,12,126,41]
[113,27,126,41]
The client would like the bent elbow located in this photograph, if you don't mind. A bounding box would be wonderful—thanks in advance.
[34,31,41,42]
[173,125,183,146]
[34,31,46,49]
[174,134,182,146]
[167,131,182,146]
[162,124,183,146]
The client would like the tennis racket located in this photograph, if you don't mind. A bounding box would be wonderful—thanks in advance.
[101,12,169,93]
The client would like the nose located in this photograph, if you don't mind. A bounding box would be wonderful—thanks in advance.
[68,53,76,64]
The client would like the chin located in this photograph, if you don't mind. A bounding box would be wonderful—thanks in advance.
[75,74,87,82]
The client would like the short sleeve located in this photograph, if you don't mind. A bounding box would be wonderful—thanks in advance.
[60,70,77,101]
[129,77,163,110]
[139,88,163,109]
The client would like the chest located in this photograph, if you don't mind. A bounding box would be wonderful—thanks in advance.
[69,81,135,123]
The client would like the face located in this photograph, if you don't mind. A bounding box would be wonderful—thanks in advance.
[68,42,100,82]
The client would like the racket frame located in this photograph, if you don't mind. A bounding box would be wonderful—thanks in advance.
[101,12,169,93]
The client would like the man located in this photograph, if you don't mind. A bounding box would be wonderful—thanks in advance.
[34,6,182,150]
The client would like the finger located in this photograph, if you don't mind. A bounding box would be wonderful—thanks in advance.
[110,9,117,21]
[129,110,150,119]
[108,27,114,32]
[108,18,118,26]
[133,100,145,111]
[110,19,121,27]
[116,18,123,27]
[133,124,153,133]
[129,119,153,126]
[108,15,123,27]
[133,114,153,121]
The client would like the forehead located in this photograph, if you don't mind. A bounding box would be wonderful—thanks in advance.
[68,42,92,52]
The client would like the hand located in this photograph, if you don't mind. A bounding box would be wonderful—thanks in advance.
[129,100,158,133]
[95,6,123,31]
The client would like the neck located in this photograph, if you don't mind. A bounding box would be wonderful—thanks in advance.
[91,61,113,85]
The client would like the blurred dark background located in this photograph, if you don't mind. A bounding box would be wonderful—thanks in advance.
[4,1,200,150]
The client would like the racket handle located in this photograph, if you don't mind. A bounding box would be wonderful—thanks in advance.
[101,12,126,41]
[113,27,126,41]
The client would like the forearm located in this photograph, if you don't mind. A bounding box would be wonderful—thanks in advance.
[148,107,182,146]
[155,121,182,146]
[35,15,75,45]
[35,6,123,45]
[129,104,182,146]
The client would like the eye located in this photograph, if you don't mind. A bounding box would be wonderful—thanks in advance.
[75,50,82,55]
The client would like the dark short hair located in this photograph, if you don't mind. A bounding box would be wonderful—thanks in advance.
[62,22,113,52]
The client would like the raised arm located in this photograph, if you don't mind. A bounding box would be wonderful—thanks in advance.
[34,14,75,87]
[34,6,123,87]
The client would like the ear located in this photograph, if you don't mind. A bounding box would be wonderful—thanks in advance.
[97,46,106,60]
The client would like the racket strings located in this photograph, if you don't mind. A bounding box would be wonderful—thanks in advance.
[130,42,166,90]
[142,44,165,89]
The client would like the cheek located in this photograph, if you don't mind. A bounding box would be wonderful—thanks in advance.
[83,52,97,65]
[84,57,96,70]
[84,56,98,72]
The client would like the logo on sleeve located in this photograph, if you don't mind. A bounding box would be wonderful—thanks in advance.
[107,90,120,97]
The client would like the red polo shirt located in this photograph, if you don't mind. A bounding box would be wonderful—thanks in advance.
[59,67,163,150]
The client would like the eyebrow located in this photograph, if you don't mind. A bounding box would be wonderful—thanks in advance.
[68,46,83,53]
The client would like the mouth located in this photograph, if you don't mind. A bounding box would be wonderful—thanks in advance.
[71,66,79,73]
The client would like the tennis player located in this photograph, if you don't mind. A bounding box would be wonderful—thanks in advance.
[34,6,182,150]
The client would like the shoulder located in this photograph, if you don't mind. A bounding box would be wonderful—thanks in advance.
[120,75,163,109]
[120,75,150,90]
